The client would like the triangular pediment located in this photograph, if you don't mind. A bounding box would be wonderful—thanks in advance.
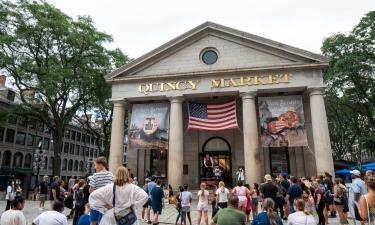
[105,22,329,81]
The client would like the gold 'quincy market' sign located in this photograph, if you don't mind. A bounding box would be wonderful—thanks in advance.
[138,74,290,95]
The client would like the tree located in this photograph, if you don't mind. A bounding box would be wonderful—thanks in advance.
[75,48,130,158]
[321,11,375,161]
[0,0,122,176]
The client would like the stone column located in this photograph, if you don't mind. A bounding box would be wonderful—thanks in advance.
[241,92,261,184]
[309,88,334,176]
[108,100,126,174]
[168,96,184,188]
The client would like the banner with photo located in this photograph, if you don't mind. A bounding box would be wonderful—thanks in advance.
[128,103,169,150]
[258,95,308,147]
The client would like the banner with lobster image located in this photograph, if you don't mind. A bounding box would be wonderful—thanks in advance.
[258,95,308,147]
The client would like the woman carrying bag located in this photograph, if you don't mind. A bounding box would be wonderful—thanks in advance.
[89,166,148,225]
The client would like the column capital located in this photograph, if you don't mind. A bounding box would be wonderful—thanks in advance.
[168,96,184,104]
[110,99,127,107]
[307,87,325,97]
[240,91,257,100]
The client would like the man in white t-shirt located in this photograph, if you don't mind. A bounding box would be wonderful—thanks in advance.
[5,181,14,210]
[1,196,26,225]
[32,201,67,225]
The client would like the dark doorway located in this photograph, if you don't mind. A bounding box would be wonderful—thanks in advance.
[150,149,168,178]
[201,137,232,186]
[269,147,290,177]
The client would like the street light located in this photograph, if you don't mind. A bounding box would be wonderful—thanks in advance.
[32,140,47,188]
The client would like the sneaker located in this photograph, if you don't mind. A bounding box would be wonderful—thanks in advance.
[147,221,152,224]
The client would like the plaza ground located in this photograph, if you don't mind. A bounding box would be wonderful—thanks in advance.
[0,199,352,225]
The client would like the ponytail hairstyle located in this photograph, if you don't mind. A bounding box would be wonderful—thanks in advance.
[198,183,206,197]
[263,198,278,225]
[294,198,310,215]
[219,181,225,193]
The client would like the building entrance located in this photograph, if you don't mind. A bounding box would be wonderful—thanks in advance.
[200,137,232,186]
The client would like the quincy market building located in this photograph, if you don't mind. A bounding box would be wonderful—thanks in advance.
[105,22,334,188]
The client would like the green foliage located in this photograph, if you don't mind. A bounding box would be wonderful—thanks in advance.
[0,0,124,175]
[322,11,375,161]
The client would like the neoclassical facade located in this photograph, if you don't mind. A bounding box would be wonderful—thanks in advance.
[105,22,334,188]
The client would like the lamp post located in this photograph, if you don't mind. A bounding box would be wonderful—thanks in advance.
[32,140,47,188]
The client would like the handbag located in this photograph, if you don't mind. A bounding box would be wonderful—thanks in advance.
[112,184,137,225]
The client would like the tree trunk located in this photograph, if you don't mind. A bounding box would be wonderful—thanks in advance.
[52,125,63,177]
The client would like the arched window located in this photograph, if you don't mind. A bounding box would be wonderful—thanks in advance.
[62,159,67,171]
[2,151,11,167]
[74,160,78,171]
[203,137,230,152]
[48,157,54,170]
[13,152,23,168]
[68,159,73,171]
[24,154,32,168]
[79,161,84,172]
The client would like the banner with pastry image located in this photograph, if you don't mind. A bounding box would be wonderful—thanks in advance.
[258,95,308,147]
[128,103,169,150]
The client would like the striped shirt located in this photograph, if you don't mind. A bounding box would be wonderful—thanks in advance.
[89,171,113,190]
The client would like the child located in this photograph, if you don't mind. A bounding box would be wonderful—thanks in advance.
[197,183,209,225]
[78,203,90,225]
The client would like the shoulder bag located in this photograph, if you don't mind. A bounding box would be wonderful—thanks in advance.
[112,184,137,225]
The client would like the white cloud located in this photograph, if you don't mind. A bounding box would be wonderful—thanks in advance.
[48,0,374,58]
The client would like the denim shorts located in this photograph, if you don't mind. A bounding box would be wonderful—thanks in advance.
[90,209,103,223]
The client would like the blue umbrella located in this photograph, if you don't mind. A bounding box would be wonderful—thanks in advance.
[362,162,375,169]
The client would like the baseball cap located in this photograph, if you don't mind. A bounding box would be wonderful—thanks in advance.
[350,170,361,176]
[264,174,272,181]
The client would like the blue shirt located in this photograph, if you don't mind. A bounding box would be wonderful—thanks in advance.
[287,184,303,202]
[150,186,164,209]
[147,181,157,195]
[252,212,283,225]
[349,178,367,206]
[78,214,90,225]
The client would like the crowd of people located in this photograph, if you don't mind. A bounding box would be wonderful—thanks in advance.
[1,156,375,225]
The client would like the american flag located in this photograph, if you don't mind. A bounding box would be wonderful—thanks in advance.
[188,100,239,130]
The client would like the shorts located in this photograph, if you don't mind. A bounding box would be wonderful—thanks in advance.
[39,194,46,201]
[182,206,190,212]
[152,207,162,214]
[197,203,208,212]
[90,209,103,223]
[143,199,151,208]
[218,202,228,209]
[252,197,259,206]
[238,197,248,208]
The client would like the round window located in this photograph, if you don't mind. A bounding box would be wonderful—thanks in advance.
[201,49,218,65]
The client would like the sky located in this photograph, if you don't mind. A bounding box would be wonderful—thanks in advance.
[37,1,375,59]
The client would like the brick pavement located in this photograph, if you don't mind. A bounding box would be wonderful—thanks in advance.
[0,200,352,225]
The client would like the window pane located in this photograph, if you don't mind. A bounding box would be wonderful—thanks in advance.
[71,131,76,140]
[43,138,50,150]
[70,143,74,154]
[26,134,34,147]
[15,131,26,145]
[0,127,4,142]
[64,142,69,153]
[75,145,80,155]
[5,129,15,143]
[35,136,42,147]
[81,134,85,143]
[76,132,81,142]
[64,130,70,139]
